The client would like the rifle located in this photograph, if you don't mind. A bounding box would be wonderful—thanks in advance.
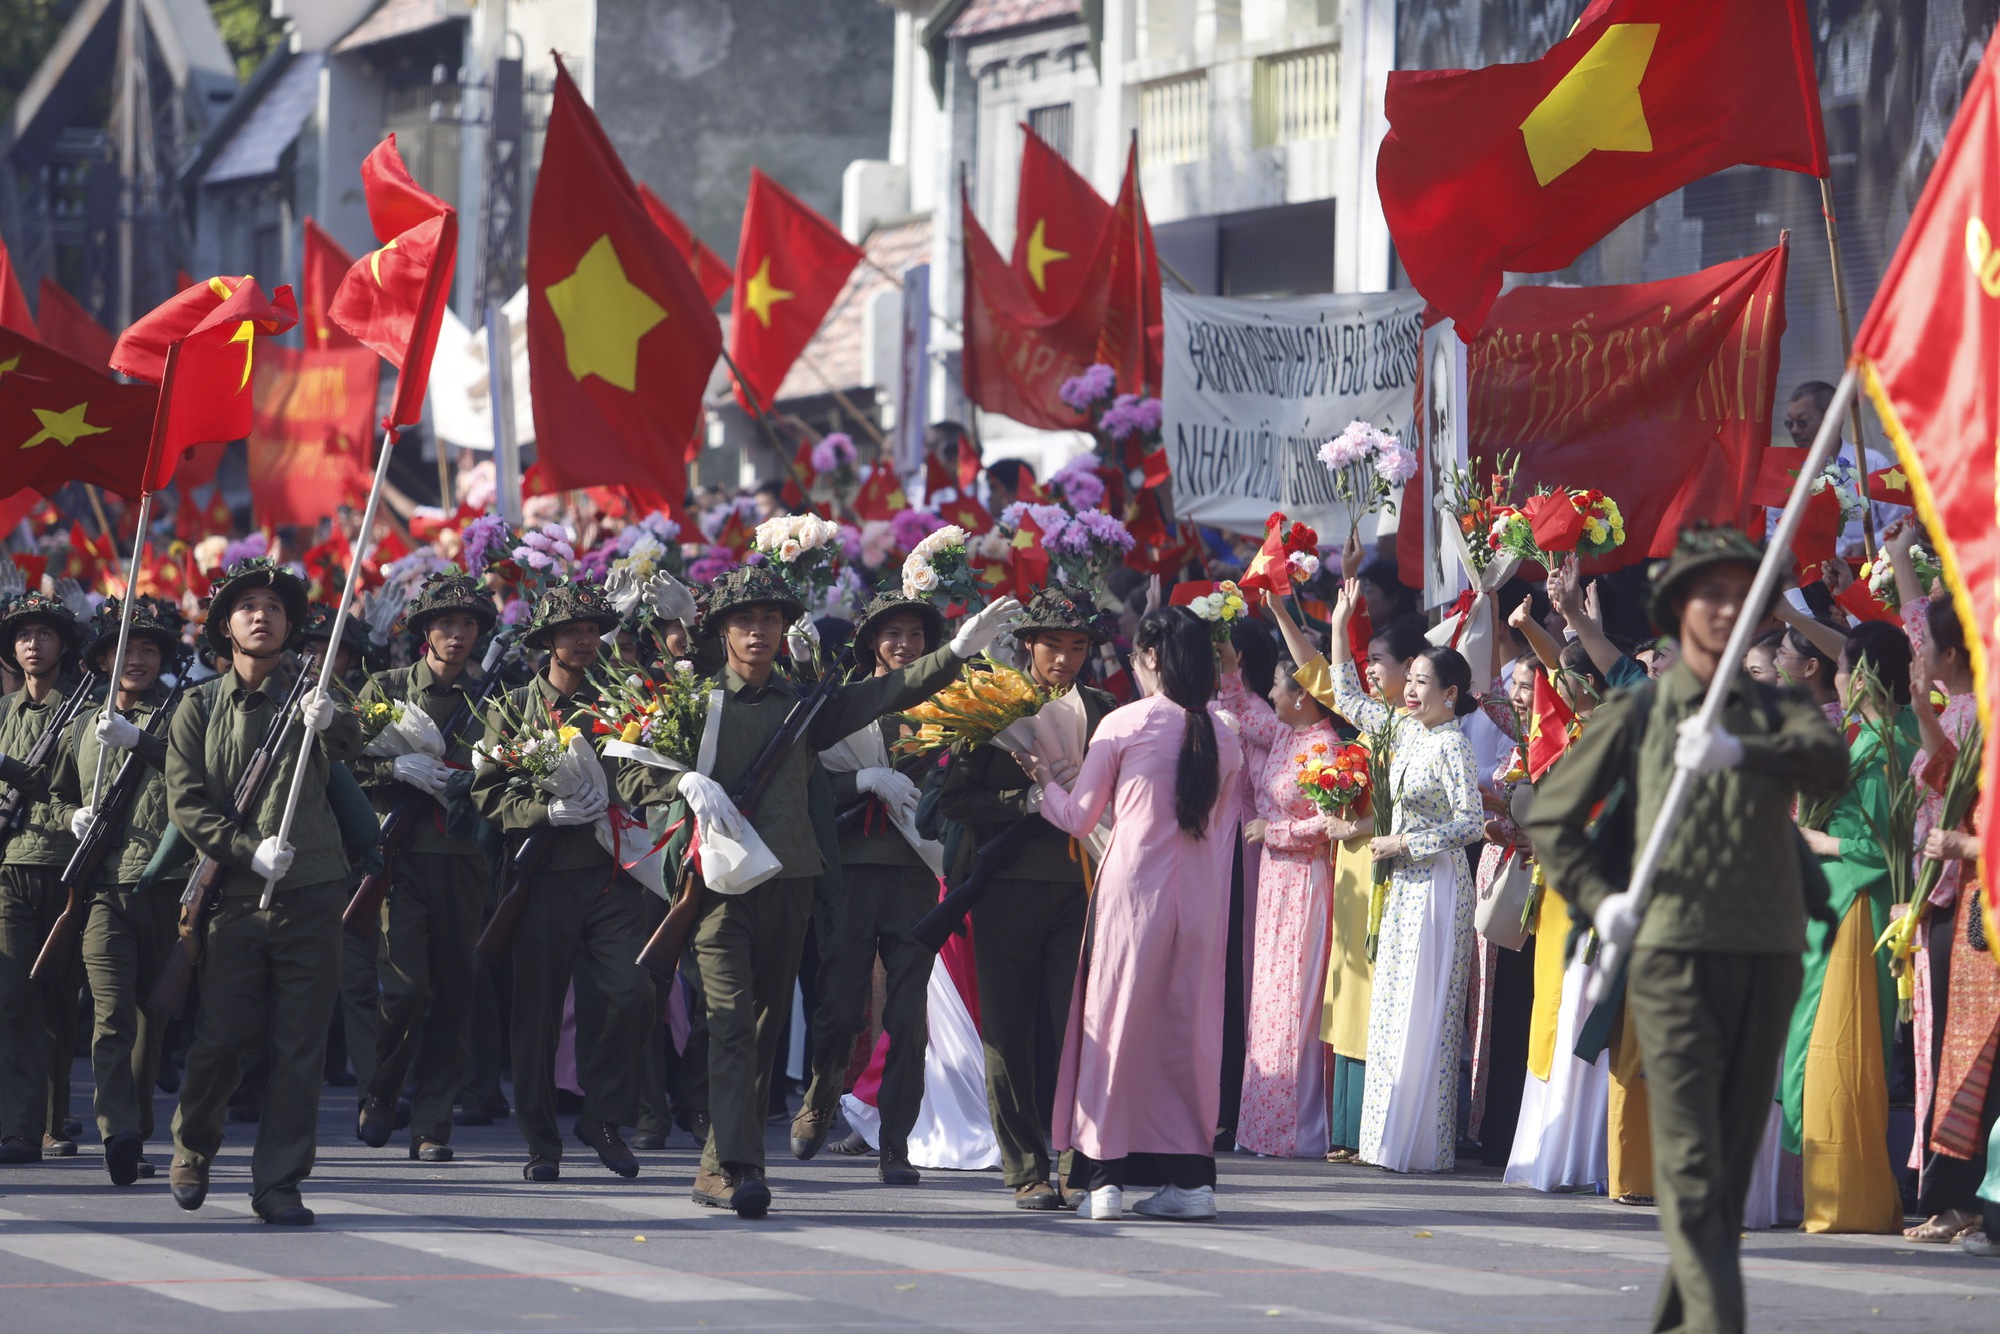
[472,824,555,961]
[343,635,514,939]
[0,670,104,856]
[31,660,193,982]
[633,665,845,979]
[147,653,321,1017]
[911,814,1042,951]
[831,751,935,835]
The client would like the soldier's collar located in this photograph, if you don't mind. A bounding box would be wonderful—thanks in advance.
[721,663,794,700]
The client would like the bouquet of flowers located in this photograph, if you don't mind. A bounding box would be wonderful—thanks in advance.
[808,432,861,499]
[1438,453,1519,575]
[356,679,449,759]
[473,693,596,801]
[583,660,711,771]
[1860,540,1942,611]
[1049,457,1108,511]
[902,524,984,607]
[1318,420,1418,526]
[999,502,1136,588]
[353,696,402,750]
[1487,486,1627,568]
[1362,713,1396,963]
[1188,581,1250,644]
[752,513,844,599]
[1058,362,1167,485]
[893,660,1051,759]
[1295,740,1371,820]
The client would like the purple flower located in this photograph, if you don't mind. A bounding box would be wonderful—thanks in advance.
[1050,460,1105,511]
[1373,440,1417,486]
[1000,502,1070,534]
[500,598,531,627]
[1130,397,1162,433]
[221,532,268,569]
[1058,362,1117,412]
[688,552,737,584]
[461,515,510,576]
[810,433,857,474]
[890,508,944,552]
[1073,508,1135,551]
[574,542,615,581]
[838,523,863,562]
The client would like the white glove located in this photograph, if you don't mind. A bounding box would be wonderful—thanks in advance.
[393,753,453,797]
[1592,890,1644,953]
[251,836,295,882]
[786,614,819,665]
[640,572,697,625]
[1673,717,1745,775]
[299,689,339,734]
[70,806,95,840]
[951,595,1025,659]
[604,563,643,615]
[96,710,143,750]
[857,767,920,821]
[0,560,22,599]
[679,771,742,839]
[547,789,608,826]
[52,576,90,621]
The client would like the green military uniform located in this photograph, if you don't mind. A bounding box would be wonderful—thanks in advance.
[42,598,185,1183]
[796,594,950,1175]
[938,586,1114,1197]
[346,573,496,1155]
[467,580,650,1178]
[303,602,384,1093]
[1525,527,1845,1334]
[0,590,86,1162]
[632,568,967,1212]
[166,559,365,1222]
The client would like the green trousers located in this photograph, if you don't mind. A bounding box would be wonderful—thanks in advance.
[1628,947,1802,1334]
[82,884,176,1142]
[509,867,648,1162]
[368,849,486,1146]
[632,889,672,1138]
[804,863,937,1156]
[970,876,1086,1188]
[693,875,814,1174]
[0,865,80,1145]
[337,913,380,1089]
[171,881,344,1215]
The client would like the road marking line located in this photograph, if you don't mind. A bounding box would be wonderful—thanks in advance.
[1095,1223,1594,1296]
[596,1196,1212,1296]
[0,1208,387,1312]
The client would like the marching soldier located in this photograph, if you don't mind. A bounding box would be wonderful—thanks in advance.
[0,590,85,1164]
[939,587,1115,1210]
[348,572,496,1161]
[1527,527,1846,1333]
[165,559,363,1225]
[791,592,950,1185]
[468,579,650,1183]
[44,597,185,1184]
[632,568,1016,1218]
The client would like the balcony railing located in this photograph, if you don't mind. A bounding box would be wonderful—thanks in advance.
[1253,45,1337,148]
[1141,71,1210,166]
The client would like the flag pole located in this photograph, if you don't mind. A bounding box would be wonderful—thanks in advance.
[716,344,833,518]
[85,488,154,813]
[1584,366,1860,1005]
[1819,178,1876,554]
[259,426,396,910]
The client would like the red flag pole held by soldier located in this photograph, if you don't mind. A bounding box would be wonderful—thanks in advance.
[1586,369,1859,1004]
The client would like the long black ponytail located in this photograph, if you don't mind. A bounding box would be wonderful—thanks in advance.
[1137,607,1220,837]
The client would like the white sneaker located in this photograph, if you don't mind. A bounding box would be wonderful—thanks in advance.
[1133,1184,1216,1220]
[1077,1185,1122,1221]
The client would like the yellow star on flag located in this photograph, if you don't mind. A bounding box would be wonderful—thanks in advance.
[546,234,668,391]
[20,402,109,450]
[743,256,794,328]
[1024,218,1069,292]
[228,321,256,391]
[368,236,400,285]
[1878,466,1908,492]
[0,354,19,380]
[1520,24,1659,187]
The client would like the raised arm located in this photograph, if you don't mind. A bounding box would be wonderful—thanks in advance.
[1549,557,1623,681]
[1216,656,1288,751]
[1030,720,1121,838]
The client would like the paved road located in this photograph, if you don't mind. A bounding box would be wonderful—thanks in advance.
[1,1079,1995,1331]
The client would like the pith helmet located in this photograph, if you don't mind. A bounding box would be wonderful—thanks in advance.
[851,592,945,661]
[0,591,81,673]
[523,579,620,649]
[403,569,498,639]
[1647,523,1766,636]
[1010,586,1110,645]
[202,558,308,656]
[695,565,806,640]
[85,595,185,667]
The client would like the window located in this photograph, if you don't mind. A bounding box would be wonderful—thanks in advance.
[1027,103,1073,161]
[1141,72,1209,167]
[1253,45,1337,148]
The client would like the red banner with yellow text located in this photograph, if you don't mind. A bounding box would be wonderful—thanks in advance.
[246,346,379,529]
[1466,243,1789,567]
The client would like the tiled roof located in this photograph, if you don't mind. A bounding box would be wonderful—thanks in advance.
[333,0,468,54]
[774,216,933,402]
[201,53,323,185]
[946,0,1081,39]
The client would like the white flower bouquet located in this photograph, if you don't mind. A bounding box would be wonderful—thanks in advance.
[901,524,984,606]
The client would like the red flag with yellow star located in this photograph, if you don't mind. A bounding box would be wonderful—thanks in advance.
[728,168,864,412]
[35,278,115,371]
[637,184,733,307]
[851,464,908,524]
[526,61,720,499]
[328,136,457,430]
[1378,0,1827,335]
[111,276,299,492]
[1013,123,1109,316]
[1525,669,1577,781]
[1852,29,2000,963]
[0,369,157,499]
[0,238,33,337]
[302,217,360,350]
[0,325,112,383]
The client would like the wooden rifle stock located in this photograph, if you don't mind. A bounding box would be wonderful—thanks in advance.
[0,670,103,851]
[146,654,320,1017]
[634,870,704,979]
[474,826,554,960]
[911,814,1041,952]
[31,665,191,982]
[343,637,514,939]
